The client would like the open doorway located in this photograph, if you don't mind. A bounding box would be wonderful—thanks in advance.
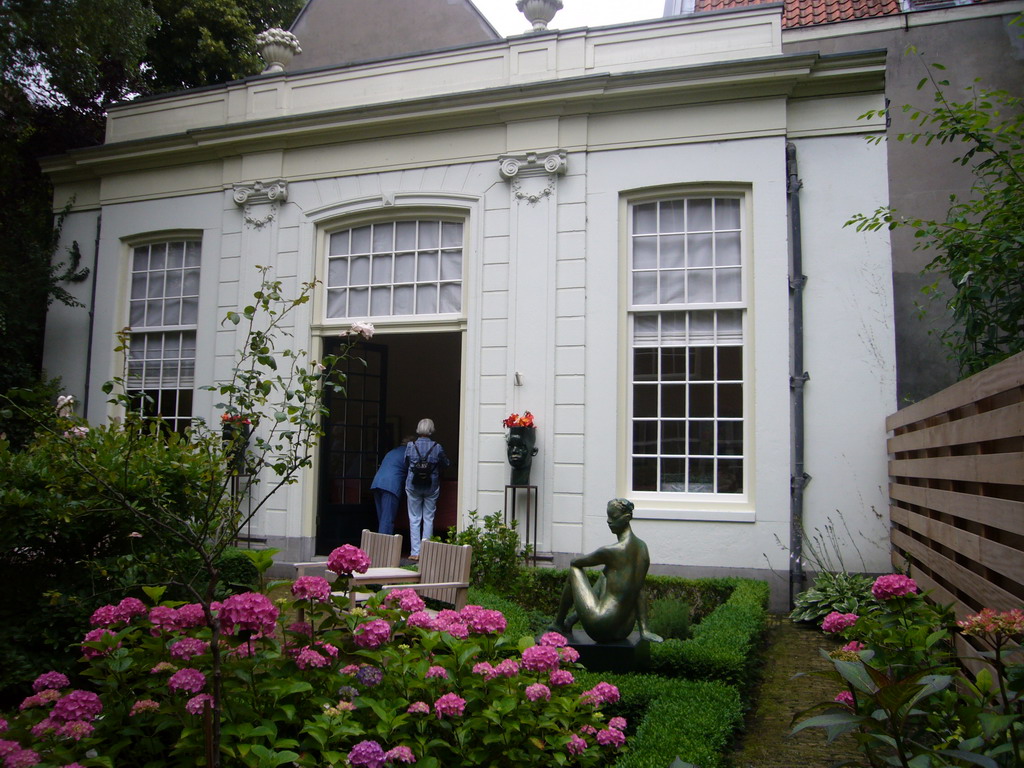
[316,331,462,554]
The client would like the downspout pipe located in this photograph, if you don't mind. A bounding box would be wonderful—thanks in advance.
[786,142,811,608]
[82,211,101,416]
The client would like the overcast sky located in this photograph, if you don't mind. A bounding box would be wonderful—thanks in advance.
[471,0,669,37]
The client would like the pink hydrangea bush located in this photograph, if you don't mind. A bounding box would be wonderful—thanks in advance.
[0,579,625,768]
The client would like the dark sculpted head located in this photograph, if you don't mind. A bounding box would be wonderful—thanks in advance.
[506,431,538,469]
[606,498,634,534]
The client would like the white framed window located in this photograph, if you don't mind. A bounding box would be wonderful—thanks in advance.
[628,196,746,497]
[325,219,464,319]
[126,239,200,432]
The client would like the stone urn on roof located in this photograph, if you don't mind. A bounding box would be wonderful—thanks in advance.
[256,28,302,73]
[516,0,563,32]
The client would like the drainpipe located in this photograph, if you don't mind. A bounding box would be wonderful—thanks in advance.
[82,211,102,416]
[787,142,811,608]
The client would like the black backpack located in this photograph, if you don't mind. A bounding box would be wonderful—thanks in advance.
[410,442,437,488]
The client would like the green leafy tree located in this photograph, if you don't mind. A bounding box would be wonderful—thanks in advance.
[849,52,1024,378]
[0,0,304,404]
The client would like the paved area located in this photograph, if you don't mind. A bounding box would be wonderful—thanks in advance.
[729,615,866,768]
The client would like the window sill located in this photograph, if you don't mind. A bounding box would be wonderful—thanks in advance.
[630,502,755,523]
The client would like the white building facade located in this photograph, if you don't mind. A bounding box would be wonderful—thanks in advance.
[44,8,896,605]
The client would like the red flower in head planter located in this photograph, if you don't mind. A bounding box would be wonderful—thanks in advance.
[502,411,535,428]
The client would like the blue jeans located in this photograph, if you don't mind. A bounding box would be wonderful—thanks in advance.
[406,484,439,557]
[373,489,399,535]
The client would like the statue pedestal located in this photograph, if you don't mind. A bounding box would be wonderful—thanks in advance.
[568,629,651,673]
[504,484,538,565]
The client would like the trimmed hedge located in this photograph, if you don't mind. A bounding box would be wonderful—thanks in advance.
[577,671,744,768]
[515,569,736,624]
[651,578,769,685]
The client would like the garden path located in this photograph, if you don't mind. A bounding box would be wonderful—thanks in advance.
[729,614,865,768]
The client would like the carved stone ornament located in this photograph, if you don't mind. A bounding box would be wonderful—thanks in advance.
[498,151,567,205]
[233,180,288,229]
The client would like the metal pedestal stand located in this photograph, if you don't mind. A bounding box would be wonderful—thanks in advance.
[504,484,538,566]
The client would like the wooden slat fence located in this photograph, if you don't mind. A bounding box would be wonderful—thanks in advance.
[886,351,1024,624]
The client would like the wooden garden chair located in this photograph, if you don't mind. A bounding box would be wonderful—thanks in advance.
[379,539,473,611]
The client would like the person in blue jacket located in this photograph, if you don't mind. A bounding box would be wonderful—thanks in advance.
[404,418,450,561]
[371,437,412,535]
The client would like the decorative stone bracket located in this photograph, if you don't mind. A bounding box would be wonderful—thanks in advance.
[498,151,567,205]
[232,180,288,229]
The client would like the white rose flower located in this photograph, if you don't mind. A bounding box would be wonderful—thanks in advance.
[350,321,375,339]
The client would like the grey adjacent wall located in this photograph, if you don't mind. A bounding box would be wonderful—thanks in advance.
[784,11,1024,404]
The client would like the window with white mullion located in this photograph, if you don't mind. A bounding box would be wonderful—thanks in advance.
[326,219,464,319]
[127,239,200,433]
[629,196,745,497]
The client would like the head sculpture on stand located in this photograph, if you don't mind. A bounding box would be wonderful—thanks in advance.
[503,411,537,486]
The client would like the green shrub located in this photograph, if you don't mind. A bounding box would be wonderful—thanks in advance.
[647,598,691,641]
[790,570,876,624]
[448,510,526,591]
[0,422,224,703]
[651,578,769,685]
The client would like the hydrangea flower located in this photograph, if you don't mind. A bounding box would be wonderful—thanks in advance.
[559,646,580,664]
[608,716,627,731]
[81,628,119,658]
[385,589,425,613]
[174,604,207,629]
[52,691,102,723]
[354,619,391,649]
[958,608,1024,638]
[841,641,865,652]
[130,699,160,716]
[148,606,178,633]
[291,576,332,602]
[219,592,278,637]
[434,693,466,719]
[492,659,520,678]
[168,668,207,694]
[89,604,124,627]
[871,574,919,600]
[117,596,147,619]
[821,611,859,633]
[32,671,69,693]
[384,745,416,764]
[356,666,384,687]
[287,621,313,637]
[4,748,40,768]
[472,662,494,677]
[425,666,448,680]
[295,648,328,670]
[580,682,620,706]
[521,645,560,672]
[461,606,506,635]
[348,739,385,768]
[834,690,855,709]
[407,701,430,714]
[185,694,214,715]
[525,683,551,702]
[327,544,371,576]
[0,741,19,758]
[538,632,567,647]
[406,611,435,630]
[57,720,94,741]
[566,734,587,755]
[170,638,210,661]
[549,669,574,686]
[596,728,626,747]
